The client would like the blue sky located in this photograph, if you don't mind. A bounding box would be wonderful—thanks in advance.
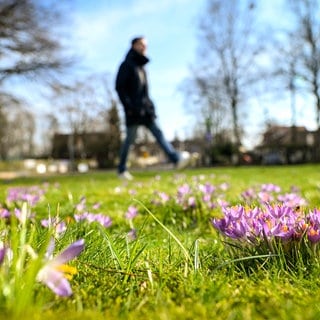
[47,0,316,149]
[69,0,206,141]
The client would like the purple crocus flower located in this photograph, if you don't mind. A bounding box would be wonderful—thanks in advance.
[261,183,281,193]
[0,208,10,219]
[188,196,196,208]
[125,206,138,220]
[74,212,112,228]
[213,203,316,245]
[212,206,248,240]
[6,186,46,206]
[129,189,137,195]
[75,196,86,212]
[307,227,320,243]
[151,191,171,206]
[217,198,229,208]
[94,214,112,228]
[92,202,101,210]
[37,239,85,296]
[177,184,192,197]
[241,188,256,202]
[41,218,67,235]
[199,183,216,195]
[277,193,308,208]
[0,247,6,265]
[158,192,170,203]
[219,182,229,191]
[306,209,320,243]
[258,191,274,203]
[127,228,137,241]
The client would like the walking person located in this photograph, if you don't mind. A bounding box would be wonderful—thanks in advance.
[115,36,190,180]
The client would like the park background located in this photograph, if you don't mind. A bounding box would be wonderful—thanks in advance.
[1,0,319,172]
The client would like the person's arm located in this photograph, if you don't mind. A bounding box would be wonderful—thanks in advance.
[115,63,133,113]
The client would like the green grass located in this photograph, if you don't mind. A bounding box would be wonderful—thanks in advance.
[1,164,320,319]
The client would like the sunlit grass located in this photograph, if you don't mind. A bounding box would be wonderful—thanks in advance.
[0,164,320,319]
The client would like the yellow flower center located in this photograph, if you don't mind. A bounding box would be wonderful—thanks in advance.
[309,229,318,237]
[55,264,77,280]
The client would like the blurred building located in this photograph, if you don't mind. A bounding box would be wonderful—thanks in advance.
[255,125,318,164]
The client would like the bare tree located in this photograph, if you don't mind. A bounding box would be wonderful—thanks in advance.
[8,109,35,158]
[286,0,320,130]
[0,0,70,82]
[49,73,119,168]
[187,0,266,149]
[50,73,114,134]
[0,0,72,158]
[39,113,60,156]
[0,96,12,159]
[182,72,228,142]
[102,99,121,168]
[0,93,35,159]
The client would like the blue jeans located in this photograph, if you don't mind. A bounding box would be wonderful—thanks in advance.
[118,121,179,173]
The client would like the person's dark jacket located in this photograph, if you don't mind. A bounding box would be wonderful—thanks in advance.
[115,48,156,126]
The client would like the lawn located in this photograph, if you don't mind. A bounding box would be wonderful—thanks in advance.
[1,164,320,320]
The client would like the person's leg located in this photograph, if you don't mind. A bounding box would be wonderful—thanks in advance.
[118,125,138,173]
[146,121,179,163]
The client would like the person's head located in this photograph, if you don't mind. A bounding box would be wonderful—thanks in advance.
[131,36,147,55]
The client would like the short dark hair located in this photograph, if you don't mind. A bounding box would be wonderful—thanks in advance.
[131,36,144,46]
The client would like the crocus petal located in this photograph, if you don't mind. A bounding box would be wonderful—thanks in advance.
[38,267,72,296]
[0,247,6,265]
[45,238,56,260]
[125,206,138,219]
[53,239,85,265]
